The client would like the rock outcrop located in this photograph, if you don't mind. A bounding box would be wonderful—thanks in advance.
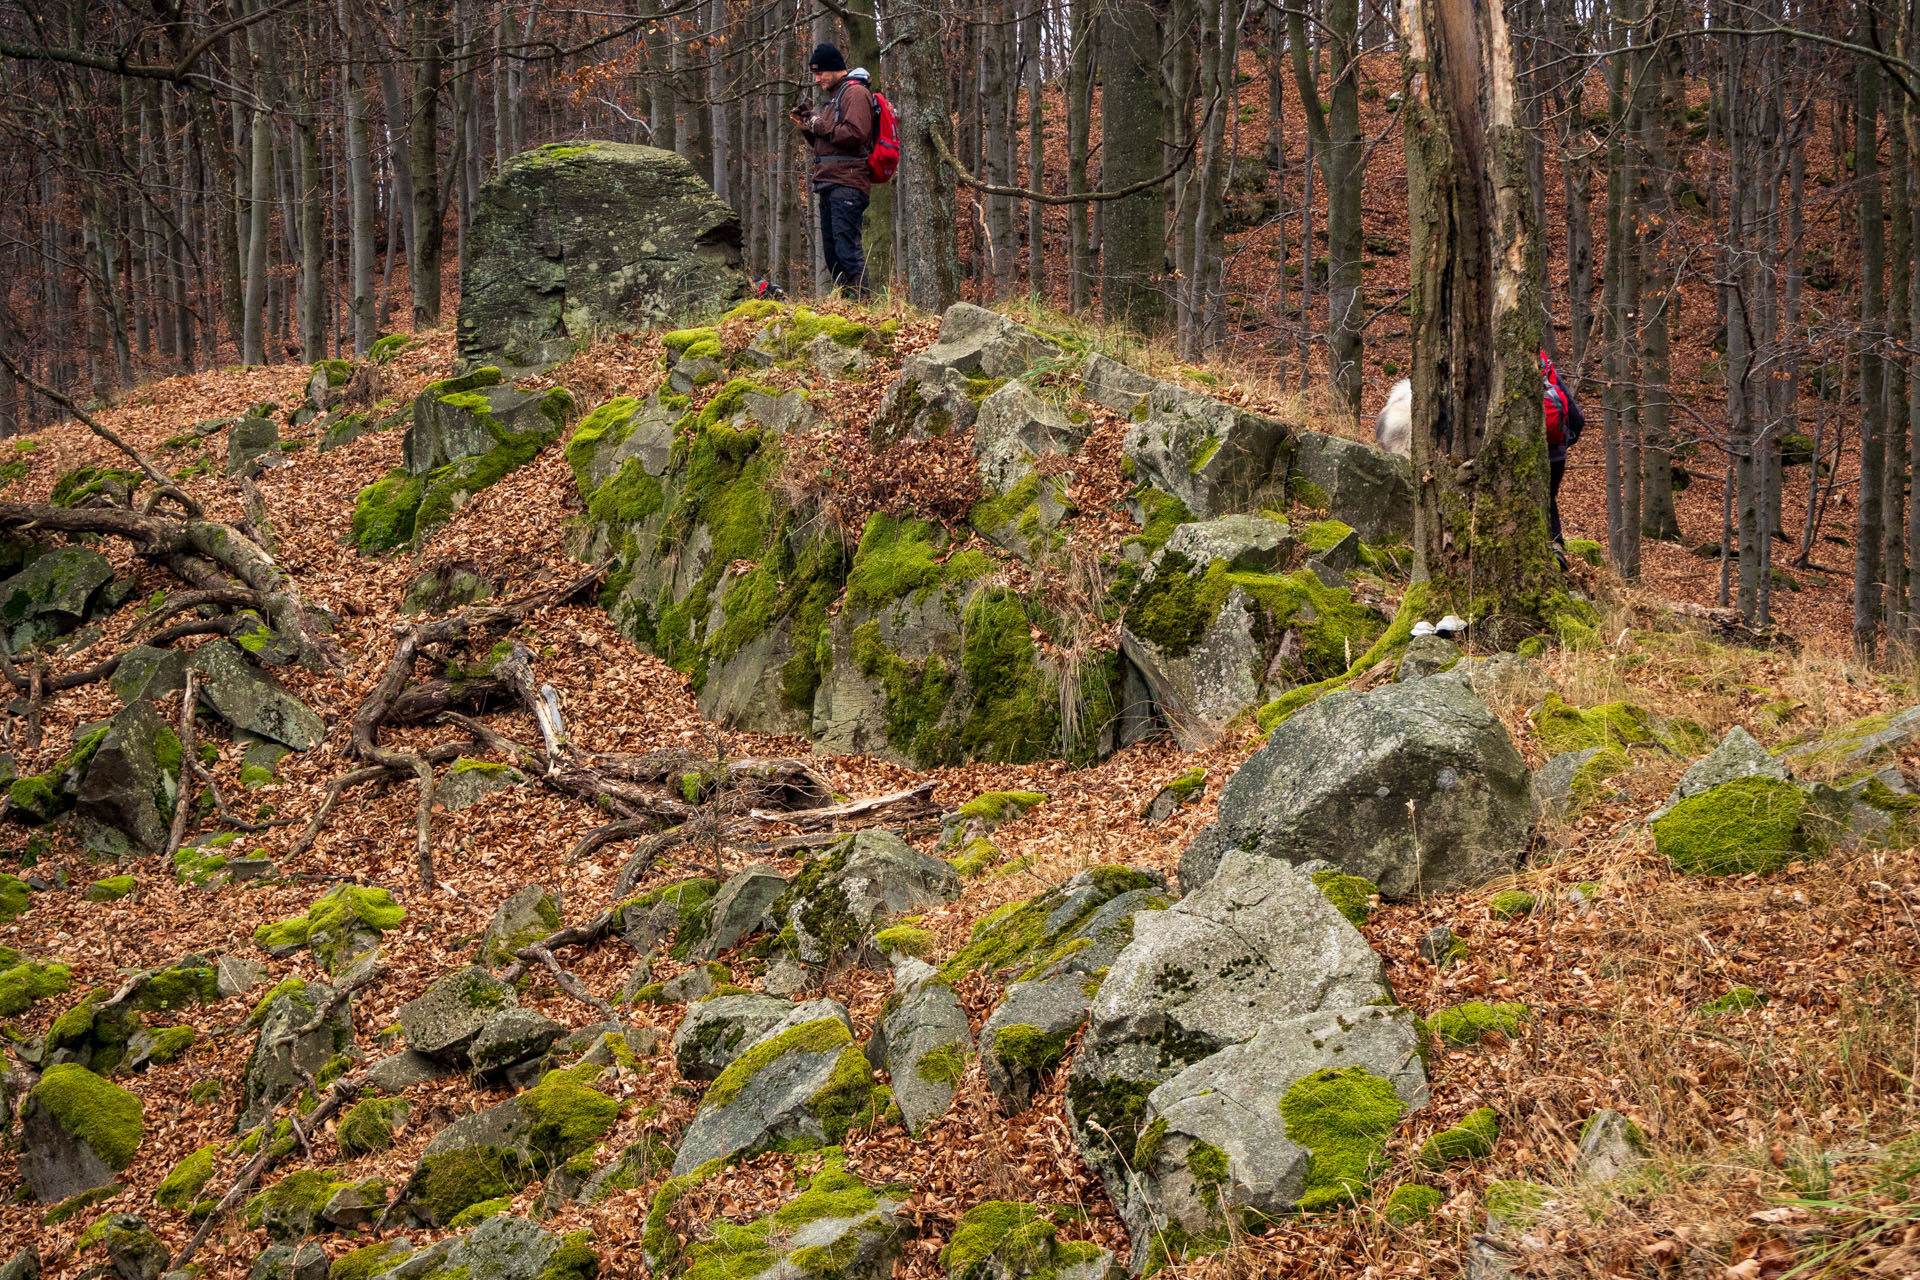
[459,142,747,369]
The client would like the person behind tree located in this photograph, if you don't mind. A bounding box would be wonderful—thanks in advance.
[1373,350,1585,562]
[788,44,875,300]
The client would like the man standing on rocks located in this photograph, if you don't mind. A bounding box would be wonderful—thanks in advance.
[789,43,874,300]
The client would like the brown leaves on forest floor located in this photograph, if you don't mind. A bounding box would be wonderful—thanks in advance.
[1,285,1917,1280]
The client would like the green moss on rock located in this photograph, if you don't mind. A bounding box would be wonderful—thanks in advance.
[85,875,136,902]
[352,470,425,551]
[957,790,1047,822]
[1278,1066,1406,1212]
[873,925,933,958]
[1427,1001,1530,1047]
[1651,776,1822,875]
[1489,890,1535,920]
[1418,1107,1500,1169]
[0,958,71,1016]
[1698,985,1766,1017]
[1310,870,1378,928]
[28,1063,144,1170]
[340,1096,408,1156]
[155,1142,221,1211]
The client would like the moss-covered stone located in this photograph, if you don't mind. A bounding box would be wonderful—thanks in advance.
[340,1096,409,1156]
[1310,870,1378,928]
[1651,776,1823,875]
[1532,694,1665,755]
[1382,1182,1443,1226]
[1489,890,1535,920]
[27,1063,144,1170]
[1418,1107,1500,1169]
[957,790,1048,822]
[0,957,71,1016]
[253,883,405,971]
[1278,1066,1406,1212]
[144,1024,196,1065]
[940,866,1155,983]
[1427,1001,1530,1047]
[330,1239,414,1280]
[84,874,136,902]
[703,1017,875,1145]
[873,925,934,958]
[1698,985,1766,1017]
[154,1142,222,1211]
[949,837,1004,878]
[351,470,426,551]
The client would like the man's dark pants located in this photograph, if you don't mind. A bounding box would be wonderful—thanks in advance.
[818,184,869,298]
[1549,454,1566,544]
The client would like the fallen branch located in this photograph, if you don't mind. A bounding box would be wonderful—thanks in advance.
[164,674,198,858]
[285,744,471,861]
[525,944,616,1020]
[746,779,938,828]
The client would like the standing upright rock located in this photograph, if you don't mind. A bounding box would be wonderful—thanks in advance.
[459,142,748,369]
[20,1064,144,1203]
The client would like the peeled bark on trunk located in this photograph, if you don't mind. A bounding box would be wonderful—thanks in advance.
[1401,0,1563,647]
[895,0,962,311]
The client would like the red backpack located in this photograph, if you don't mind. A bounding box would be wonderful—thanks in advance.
[866,91,900,183]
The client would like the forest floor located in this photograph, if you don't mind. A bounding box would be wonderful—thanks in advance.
[0,294,1913,1280]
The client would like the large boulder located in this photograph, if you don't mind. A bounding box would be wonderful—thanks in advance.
[239,980,353,1132]
[867,959,972,1135]
[398,1067,620,1225]
[872,304,1064,445]
[671,1014,878,1173]
[478,885,562,968]
[19,1064,143,1202]
[665,1154,904,1280]
[1122,382,1291,520]
[971,381,1086,493]
[693,863,787,959]
[671,993,801,1081]
[72,701,182,857]
[190,640,326,751]
[1125,1006,1426,1264]
[1288,429,1414,543]
[1065,854,1391,1214]
[1120,545,1385,751]
[0,546,114,651]
[773,830,961,966]
[940,1203,1112,1280]
[1180,674,1535,897]
[459,142,747,369]
[397,966,518,1064]
[405,377,568,475]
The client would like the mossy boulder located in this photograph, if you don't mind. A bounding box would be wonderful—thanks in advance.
[351,1213,597,1280]
[72,701,183,857]
[1651,776,1836,875]
[692,863,788,960]
[1121,549,1386,750]
[867,960,973,1135]
[667,1151,904,1280]
[1183,673,1534,897]
[671,992,806,1081]
[246,1167,348,1242]
[1118,1006,1425,1263]
[338,1097,410,1156]
[939,1201,1112,1280]
[1121,377,1292,521]
[355,382,574,548]
[20,1064,144,1203]
[771,829,961,965]
[1289,427,1415,543]
[671,1016,880,1172]
[227,415,280,475]
[239,978,353,1133]
[1419,1106,1501,1169]
[872,303,1063,446]
[1426,1000,1530,1047]
[1067,854,1392,1217]
[478,884,563,968]
[0,544,114,650]
[971,379,1087,493]
[397,965,517,1064]
[252,883,404,973]
[460,141,747,369]
[962,867,1171,1114]
[396,1065,621,1226]
[440,756,528,811]
[613,877,718,960]
[468,1007,568,1077]
[0,956,70,1016]
[189,639,325,750]
[155,1142,222,1213]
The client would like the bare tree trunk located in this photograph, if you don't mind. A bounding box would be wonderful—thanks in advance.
[1291,0,1364,415]
[410,0,446,329]
[1067,0,1095,312]
[1855,28,1888,651]
[1401,0,1561,645]
[1101,0,1167,328]
[896,0,962,310]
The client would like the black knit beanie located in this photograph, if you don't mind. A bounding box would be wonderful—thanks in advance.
[809,43,847,72]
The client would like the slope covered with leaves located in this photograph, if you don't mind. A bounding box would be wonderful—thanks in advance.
[0,305,1912,1280]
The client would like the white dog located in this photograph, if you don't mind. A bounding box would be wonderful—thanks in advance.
[1375,378,1412,457]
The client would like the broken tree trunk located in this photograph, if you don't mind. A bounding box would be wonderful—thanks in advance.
[1401,0,1570,648]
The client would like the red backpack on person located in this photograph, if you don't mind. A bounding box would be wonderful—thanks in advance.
[1540,350,1584,449]
[866,90,900,183]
